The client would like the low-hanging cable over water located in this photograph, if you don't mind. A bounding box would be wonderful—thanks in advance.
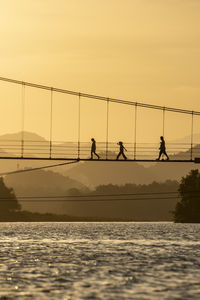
[1,190,200,202]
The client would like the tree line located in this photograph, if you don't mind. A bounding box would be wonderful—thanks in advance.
[1,170,200,222]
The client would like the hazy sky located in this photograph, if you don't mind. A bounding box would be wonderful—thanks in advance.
[0,0,200,144]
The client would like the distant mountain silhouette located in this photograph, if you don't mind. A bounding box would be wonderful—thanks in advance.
[0,131,72,174]
[5,169,87,215]
[0,131,47,142]
[0,132,43,175]
[63,160,200,187]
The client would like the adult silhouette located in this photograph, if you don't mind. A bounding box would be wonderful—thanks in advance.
[116,141,127,160]
[90,138,100,159]
[156,136,169,160]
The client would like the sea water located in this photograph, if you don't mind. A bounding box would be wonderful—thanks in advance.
[0,222,200,300]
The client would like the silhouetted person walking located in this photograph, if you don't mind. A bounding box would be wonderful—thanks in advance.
[90,138,100,159]
[156,136,169,160]
[116,141,127,160]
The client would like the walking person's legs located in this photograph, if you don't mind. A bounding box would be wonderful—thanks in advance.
[163,150,169,160]
[94,152,100,159]
[116,152,121,160]
[157,150,163,160]
[122,152,127,160]
[91,151,93,159]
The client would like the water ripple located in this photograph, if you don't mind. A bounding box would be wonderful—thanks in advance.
[0,222,199,299]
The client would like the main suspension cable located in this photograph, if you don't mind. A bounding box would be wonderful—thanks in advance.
[0,76,199,115]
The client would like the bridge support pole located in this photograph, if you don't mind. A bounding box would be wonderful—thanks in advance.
[163,107,165,137]
[78,94,81,159]
[21,82,25,158]
[106,99,109,160]
[134,103,137,160]
[191,111,194,161]
[49,88,53,159]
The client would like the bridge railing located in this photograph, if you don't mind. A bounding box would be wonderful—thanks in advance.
[0,140,199,161]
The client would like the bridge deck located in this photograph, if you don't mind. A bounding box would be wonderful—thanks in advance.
[0,156,197,163]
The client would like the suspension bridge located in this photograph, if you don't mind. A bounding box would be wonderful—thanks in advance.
[0,76,200,164]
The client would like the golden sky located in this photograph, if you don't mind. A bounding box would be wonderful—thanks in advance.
[0,0,200,144]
